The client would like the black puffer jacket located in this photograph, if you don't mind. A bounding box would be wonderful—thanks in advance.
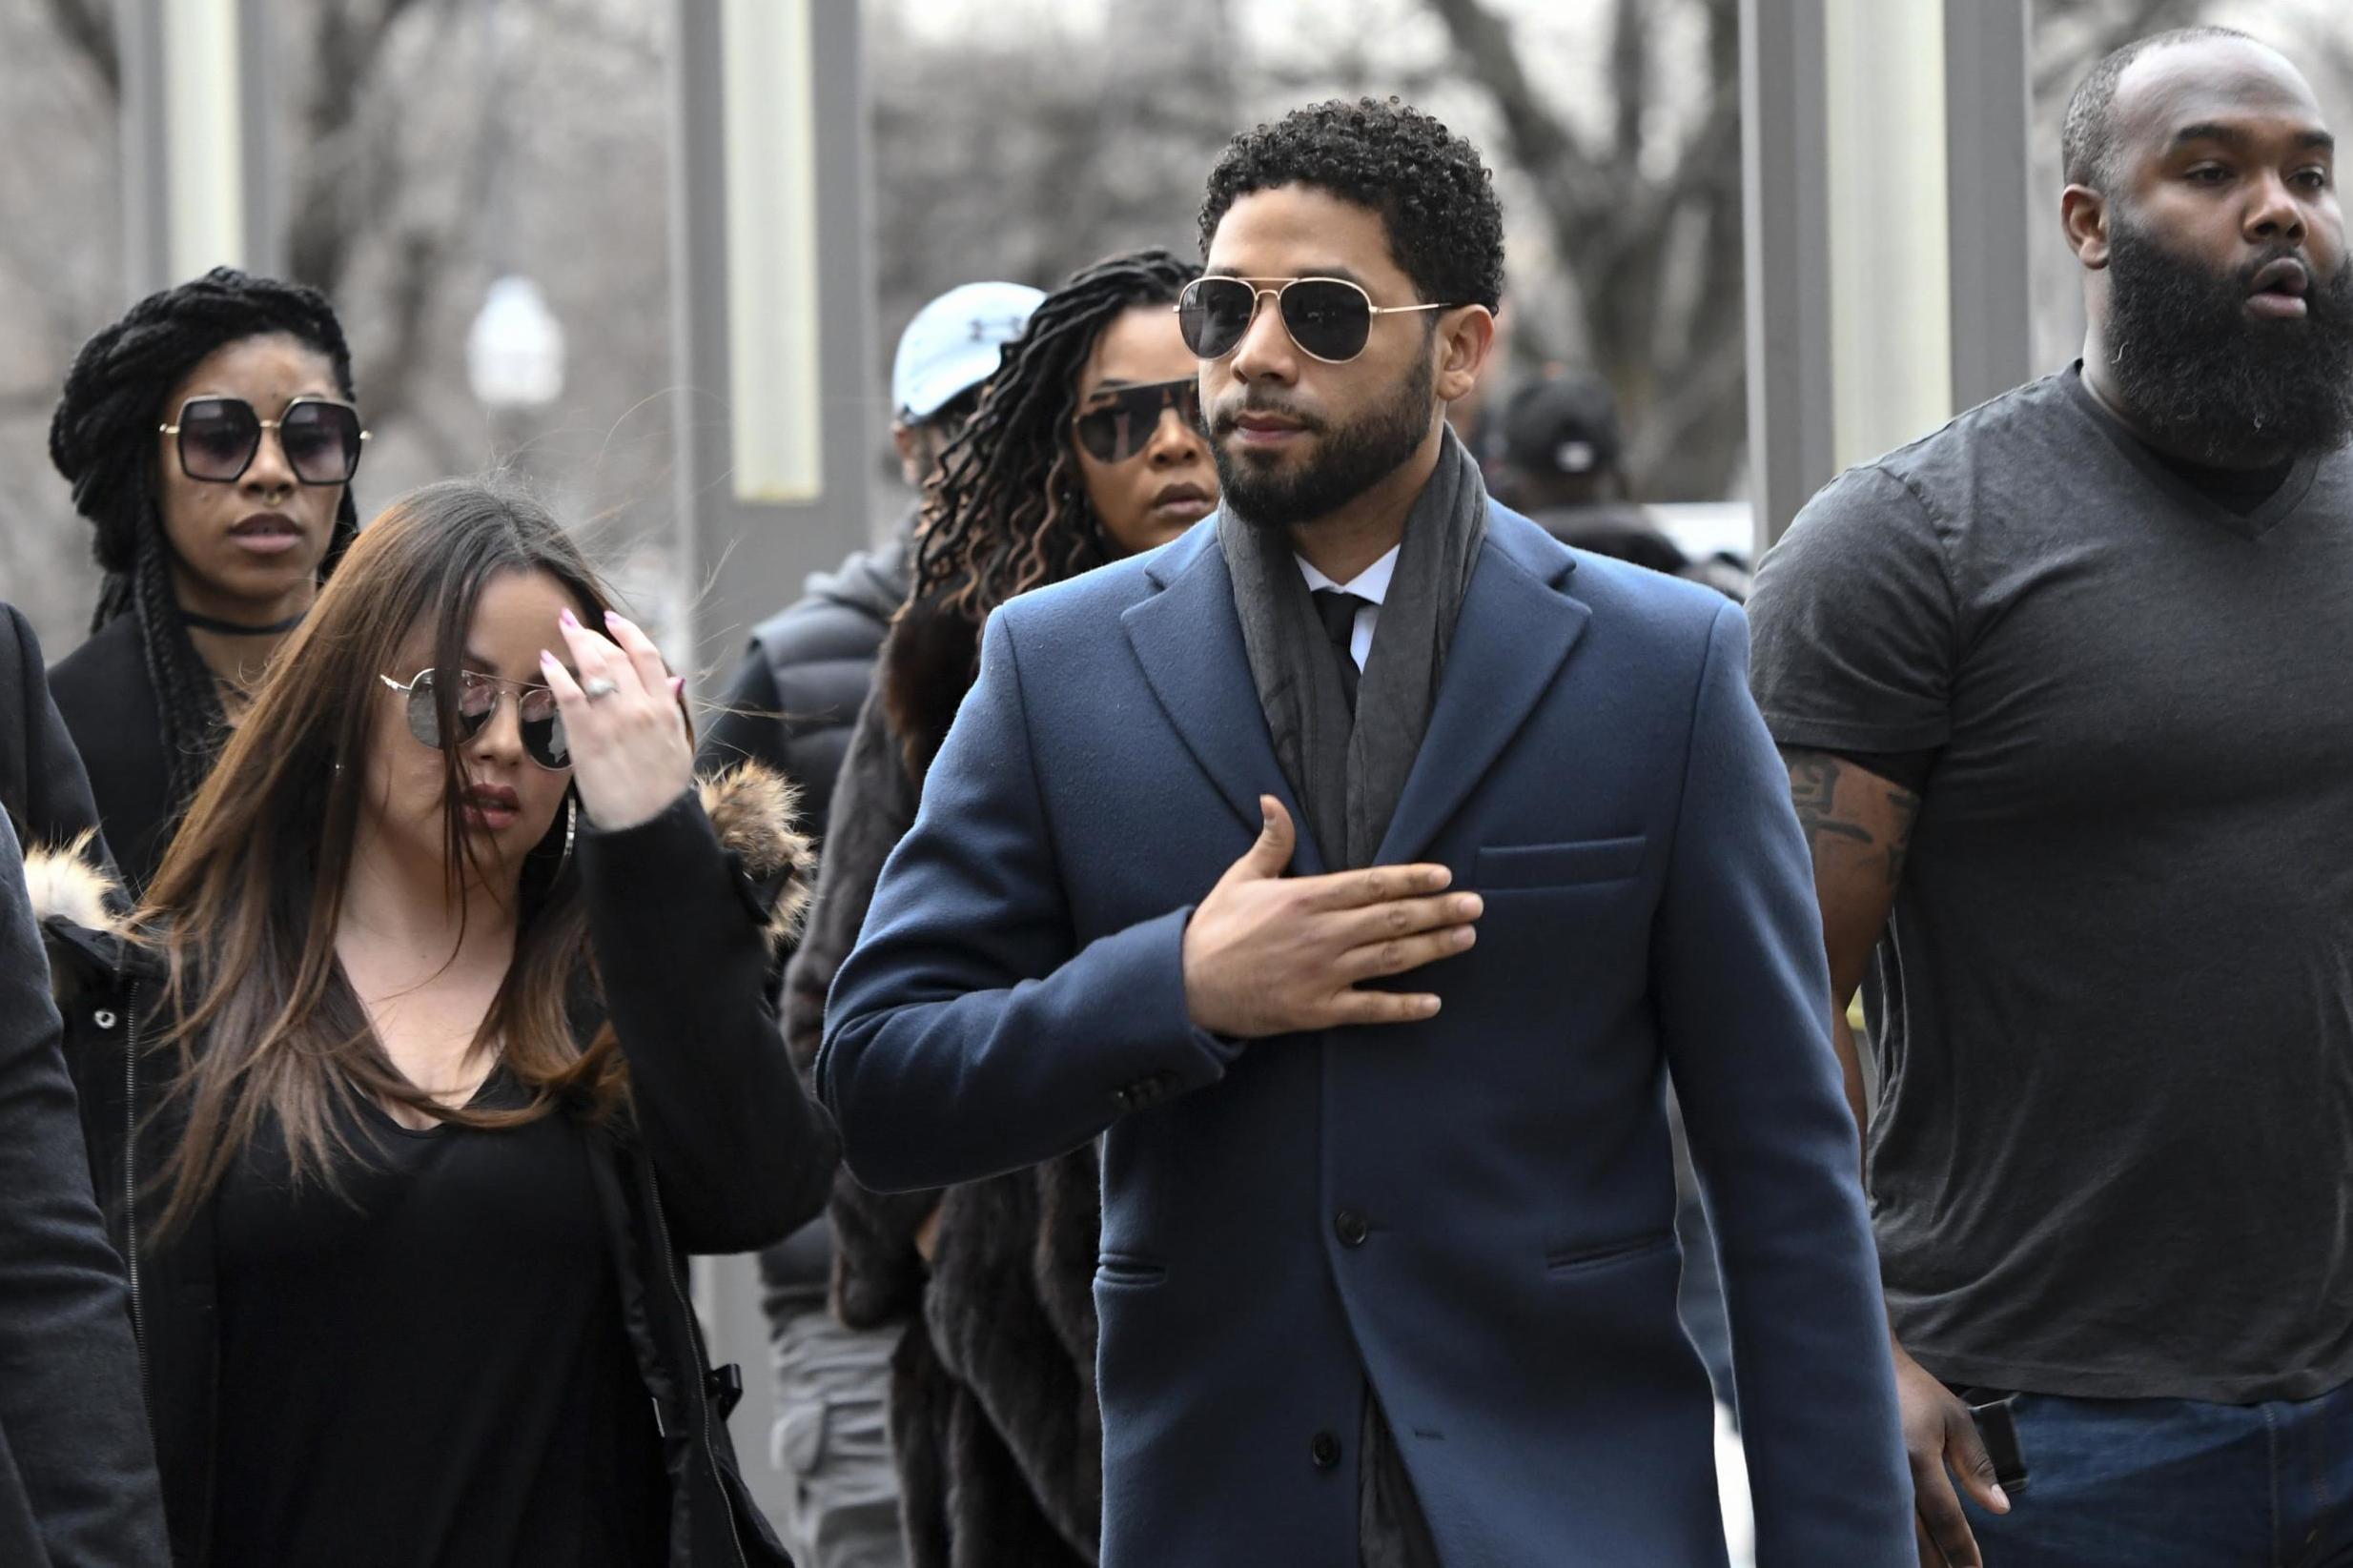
[701,531,910,840]
[34,768,834,1568]
[698,529,910,1315]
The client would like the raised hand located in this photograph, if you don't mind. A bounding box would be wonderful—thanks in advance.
[1180,796,1481,1039]
[541,608,694,832]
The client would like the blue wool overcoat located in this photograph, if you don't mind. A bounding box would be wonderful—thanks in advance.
[819,505,1913,1567]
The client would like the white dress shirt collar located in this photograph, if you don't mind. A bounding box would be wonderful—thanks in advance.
[1292,544,1400,672]
[1294,544,1401,605]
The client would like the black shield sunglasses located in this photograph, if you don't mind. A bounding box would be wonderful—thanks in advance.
[159,396,369,486]
[1175,276,1456,365]
[1073,378,1204,464]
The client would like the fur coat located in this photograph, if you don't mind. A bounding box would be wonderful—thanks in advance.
[782,595,1102,1567]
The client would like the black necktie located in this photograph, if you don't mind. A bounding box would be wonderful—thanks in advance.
[1312,588,1370,713]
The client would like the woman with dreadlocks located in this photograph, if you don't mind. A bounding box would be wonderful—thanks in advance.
[778,247,1215,1567]
[47,267,368,892]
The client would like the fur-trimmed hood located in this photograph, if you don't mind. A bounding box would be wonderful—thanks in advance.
[23,829,124,1008]
[697,761,815,950]
[23,827,119,935]
[27,761,814,974]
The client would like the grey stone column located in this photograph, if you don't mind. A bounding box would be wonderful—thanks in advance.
[669,0,877,1535]
[1740,0,2032,550]
[117,0,280,301]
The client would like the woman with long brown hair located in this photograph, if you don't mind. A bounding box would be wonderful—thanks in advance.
[781,247,1217,1566]
[35,479,832,1567]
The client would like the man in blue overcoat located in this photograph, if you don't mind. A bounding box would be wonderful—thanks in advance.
[820,98,1913,1567]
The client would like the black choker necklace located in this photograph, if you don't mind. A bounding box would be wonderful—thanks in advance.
[181,609,308,637]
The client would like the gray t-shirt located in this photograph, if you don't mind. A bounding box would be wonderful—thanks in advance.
[1749,367,2353,1403]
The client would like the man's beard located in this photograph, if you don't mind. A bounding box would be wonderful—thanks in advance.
[1211,353,1436,528]
[2104,216,2353,465]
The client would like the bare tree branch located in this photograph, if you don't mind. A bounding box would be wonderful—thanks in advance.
[1423,0,1614,237]
[356,226,451,430]
[287,0,461,295]
[39,0,115,100]
[2031,0,2207,97]
[1609,0,1646,164]
[1620,330,1744,485]
[1427,0,1747,499]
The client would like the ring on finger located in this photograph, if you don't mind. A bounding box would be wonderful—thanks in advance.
[581,677,620,702]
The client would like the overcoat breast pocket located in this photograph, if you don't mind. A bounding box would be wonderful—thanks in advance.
[1474,834,1647,890]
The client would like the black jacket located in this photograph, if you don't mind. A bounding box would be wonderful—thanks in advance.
[696,532,908,1312]
[48,614,174,894]
[2,604,105,858]
[35,770,835,1568]
[700,533,910,843]
[0,812,169,1568]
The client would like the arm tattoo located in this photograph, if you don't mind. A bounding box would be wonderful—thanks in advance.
[1787,753,1872,853]
[1783,750,1923,891]
[1883,784,1921,887]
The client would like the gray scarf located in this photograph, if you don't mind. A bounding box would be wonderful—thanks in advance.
[1219,429,1488,870]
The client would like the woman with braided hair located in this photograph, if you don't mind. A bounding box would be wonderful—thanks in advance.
[778,247,1215,1566]
[47,267,368,891]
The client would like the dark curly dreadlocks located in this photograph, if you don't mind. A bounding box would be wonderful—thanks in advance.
[48,267,361,814]
[909,247,1197,629]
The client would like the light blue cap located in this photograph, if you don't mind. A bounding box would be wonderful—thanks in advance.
[891,280,1048,422]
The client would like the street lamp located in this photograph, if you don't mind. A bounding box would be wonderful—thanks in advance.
[467,274,566,411]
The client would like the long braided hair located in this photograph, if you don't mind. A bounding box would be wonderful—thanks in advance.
[48,267,361,817]
[909,247,1197,630]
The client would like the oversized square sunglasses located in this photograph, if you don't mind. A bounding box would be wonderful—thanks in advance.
[159,396,369,486]
[1175,275,1456,365]
[379,668,570,772]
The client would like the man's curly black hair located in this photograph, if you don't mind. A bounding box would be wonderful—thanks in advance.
[1198,96,1504,313]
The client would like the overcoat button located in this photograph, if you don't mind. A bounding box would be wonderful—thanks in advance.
[1310,1431,1341,1469]
[1335,1210,1369,1248]
[92,1010,117,1030]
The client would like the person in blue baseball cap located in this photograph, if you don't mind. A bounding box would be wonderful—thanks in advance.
[890,280,1050,450]
[697,278,1042,1568]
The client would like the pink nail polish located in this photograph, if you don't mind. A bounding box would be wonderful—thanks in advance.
[559,607,578,628]
[669,676,685,696]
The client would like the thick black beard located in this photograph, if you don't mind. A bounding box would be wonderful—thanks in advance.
[1212,353,1436,528]
[2103,217,2353,465]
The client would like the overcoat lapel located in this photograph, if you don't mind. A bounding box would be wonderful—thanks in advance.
[1120,528,1330,875]
[1373,525,1588,866]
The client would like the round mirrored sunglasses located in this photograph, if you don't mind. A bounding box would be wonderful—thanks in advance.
[378,668,570,772]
